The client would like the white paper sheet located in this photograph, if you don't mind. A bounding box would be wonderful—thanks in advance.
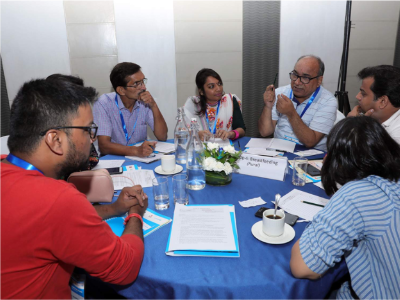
[245,138,296,153]
[278,189,329,221]
[154,141,175,153]
[125,152,164,163]
[112,175,135,190]
[92,160,125,170]
[168,205,237,252]
[239,197,266,208]
[294,149,324,157]
[211,138,232,147]
[313,181,324,190]
[112,169,156,190]
[245,148,282,157]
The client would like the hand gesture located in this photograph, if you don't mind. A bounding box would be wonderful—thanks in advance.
[215,129,234,140]
[276,94,296,117]
[113,185,148,216]
[133,140,157,157]
[138,90,156,108]
[198,130,213,142]
[347,105,374,117]
[263,84,276,109]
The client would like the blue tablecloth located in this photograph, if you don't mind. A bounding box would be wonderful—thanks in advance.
[87,137,348,299]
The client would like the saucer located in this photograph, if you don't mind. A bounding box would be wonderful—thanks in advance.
[251,221,295,244]
[154,165,183,175]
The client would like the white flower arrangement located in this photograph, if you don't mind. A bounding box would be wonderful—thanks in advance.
[202,142,242,175]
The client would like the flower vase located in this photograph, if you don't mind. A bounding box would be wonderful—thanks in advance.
[205,171,232,186]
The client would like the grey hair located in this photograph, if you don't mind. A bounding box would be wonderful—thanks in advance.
[296,55,325,76]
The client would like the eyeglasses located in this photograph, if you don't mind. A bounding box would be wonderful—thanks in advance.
[289,72,320,84]
[125,78,148,89]
[39,123,98,140]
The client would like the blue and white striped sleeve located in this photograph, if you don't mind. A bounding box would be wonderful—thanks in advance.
[299,183,364,274]
[308,92,337,135]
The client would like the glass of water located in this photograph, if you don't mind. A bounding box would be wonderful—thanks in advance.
[152,177,169,210]
[292,157,308,186]
[173,174,189,205]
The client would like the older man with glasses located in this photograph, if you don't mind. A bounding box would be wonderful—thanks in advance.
[93,62,168,157]
[258,55,337,151]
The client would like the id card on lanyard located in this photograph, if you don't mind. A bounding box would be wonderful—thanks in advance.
[115,94,138,145]
[7,154,43,174]
[289,86,320,119]
[205,101,221,134]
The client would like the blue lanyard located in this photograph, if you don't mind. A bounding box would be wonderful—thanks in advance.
[114,94,138,145]
[289,86,320,119]
[6,154,43,174]
[205,101,221,134]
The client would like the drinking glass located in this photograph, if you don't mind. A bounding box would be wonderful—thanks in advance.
[173,174,189,205]
[292,157,308,186]
[152,177,169,210]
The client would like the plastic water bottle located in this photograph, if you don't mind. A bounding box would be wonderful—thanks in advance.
[174,108,189,165]
[186,118,205,190]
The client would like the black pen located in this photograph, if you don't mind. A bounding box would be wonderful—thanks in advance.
[273,72,278,87]
[266,148,287,153]
[238,140,241,150]
[301,201,325,208]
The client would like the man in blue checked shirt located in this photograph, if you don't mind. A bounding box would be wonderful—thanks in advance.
[93,62,168,157]
[258,55,337,151]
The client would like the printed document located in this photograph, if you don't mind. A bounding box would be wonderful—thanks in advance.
[278,189,329,221]
[166,205,239,257]
[112,169,155,190]
[245,148,282,157]
[245,138,296,153]
[126,152,164,163]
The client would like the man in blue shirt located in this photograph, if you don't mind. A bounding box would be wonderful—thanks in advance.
[258,55,337,151]
[93,62,168,157]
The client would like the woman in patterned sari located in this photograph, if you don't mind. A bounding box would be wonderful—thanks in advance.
[184,68,246,141]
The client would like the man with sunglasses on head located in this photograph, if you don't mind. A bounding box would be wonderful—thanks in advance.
[1,78,148,298]
[258,55,337,151]
[93,62,168,157]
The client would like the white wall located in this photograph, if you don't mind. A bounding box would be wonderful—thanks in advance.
[173,1,242,108]
[280,1,347,95]
[64,1,118,96]
[346,1,400,107]
[114,0,178,139]
[1,1,71,103]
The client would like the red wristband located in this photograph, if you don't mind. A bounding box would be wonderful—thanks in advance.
[230,130,239,140]
[124,213,143,226]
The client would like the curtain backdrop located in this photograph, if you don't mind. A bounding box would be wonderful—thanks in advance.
[0,54,10,136]
[242,1,280,137]
[394,10,400,68]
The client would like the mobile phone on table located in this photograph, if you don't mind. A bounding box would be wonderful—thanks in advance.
[255,207,299,226]
[105,167,123,175]
[299,163,321,176]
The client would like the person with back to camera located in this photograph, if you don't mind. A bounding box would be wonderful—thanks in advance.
[290,117,400,299]
[184,68,246,141]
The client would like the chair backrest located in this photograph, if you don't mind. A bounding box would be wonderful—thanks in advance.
[0,135,10,155]
[334,110,345,125]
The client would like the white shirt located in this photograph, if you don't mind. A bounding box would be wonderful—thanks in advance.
[382,109,400,144]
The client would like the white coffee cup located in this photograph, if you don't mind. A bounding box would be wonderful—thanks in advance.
[161,155,176,172]
[262,209,285,237]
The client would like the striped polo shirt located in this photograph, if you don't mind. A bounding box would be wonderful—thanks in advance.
[271,85,337,151]
[93,92,154,150]
[300,175,400,299]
